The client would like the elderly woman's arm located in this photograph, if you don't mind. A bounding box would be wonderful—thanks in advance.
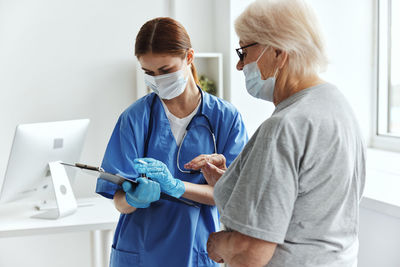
[207,230,277,267]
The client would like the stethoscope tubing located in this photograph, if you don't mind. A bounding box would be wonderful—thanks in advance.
[144,88,217,174]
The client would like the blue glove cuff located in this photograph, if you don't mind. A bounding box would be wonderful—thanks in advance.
[122,179,160,208]
[167,179,185,198]
[126,194,150,208]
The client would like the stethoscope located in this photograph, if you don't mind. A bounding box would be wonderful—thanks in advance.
[144,86,217,174]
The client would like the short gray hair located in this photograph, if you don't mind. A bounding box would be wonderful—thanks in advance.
[235,0,328,76]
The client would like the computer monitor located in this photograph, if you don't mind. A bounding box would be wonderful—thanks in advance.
[0,119,90,219]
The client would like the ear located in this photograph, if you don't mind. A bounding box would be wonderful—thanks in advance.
[275,49,288,69]
[186,48,195,65]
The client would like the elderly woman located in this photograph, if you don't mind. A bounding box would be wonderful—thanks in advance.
[186,0,366,266]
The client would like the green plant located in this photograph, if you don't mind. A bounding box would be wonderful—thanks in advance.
[199,75,217,96]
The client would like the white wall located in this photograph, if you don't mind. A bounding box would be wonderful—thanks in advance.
[0,0,171,196]
[224,0,375,139]
[0,1,217,266]
[359,207,400,267]
[310,0,375,144]
[229,0,275,136]
[174,0,215,52]
[0,1,166,266]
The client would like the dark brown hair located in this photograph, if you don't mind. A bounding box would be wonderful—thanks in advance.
[135,17,199,84]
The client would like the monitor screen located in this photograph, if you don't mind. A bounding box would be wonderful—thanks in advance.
[0,119,90,204]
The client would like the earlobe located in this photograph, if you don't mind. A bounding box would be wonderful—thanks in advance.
[187,48,195,65]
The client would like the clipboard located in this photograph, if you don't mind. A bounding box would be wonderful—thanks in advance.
[61,162,199,208]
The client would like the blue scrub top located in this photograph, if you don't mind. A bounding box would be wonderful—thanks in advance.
[96,91,248,267]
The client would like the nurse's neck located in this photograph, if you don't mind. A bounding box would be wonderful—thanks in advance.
[162,74,201,119]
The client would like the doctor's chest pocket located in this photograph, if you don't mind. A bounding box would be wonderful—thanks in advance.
[110,246,140,267]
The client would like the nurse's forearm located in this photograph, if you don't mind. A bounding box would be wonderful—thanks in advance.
[182,182,215,205]
[113,190,137,214]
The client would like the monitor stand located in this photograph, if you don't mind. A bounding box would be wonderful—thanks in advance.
[32,161,78,220]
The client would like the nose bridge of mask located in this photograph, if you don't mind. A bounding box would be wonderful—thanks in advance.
[152,71,181,89]
[154,70,182,84]
[155,60,188,83]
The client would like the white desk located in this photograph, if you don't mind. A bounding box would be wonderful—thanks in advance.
[0,197,119,267]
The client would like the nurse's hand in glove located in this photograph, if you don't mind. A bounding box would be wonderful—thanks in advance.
[184,154,227,186]
[122,178,160,208]
[133,158,185,198]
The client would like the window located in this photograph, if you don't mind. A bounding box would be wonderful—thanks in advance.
[388,0,400,134]
[375,0,400,150]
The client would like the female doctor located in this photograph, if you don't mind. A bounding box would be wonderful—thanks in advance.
[96,17,248,267]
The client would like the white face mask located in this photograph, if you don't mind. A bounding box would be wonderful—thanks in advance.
[144,63,188,100]
[243,47,277,102]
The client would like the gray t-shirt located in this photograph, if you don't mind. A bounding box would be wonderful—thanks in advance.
[214,83,366,267]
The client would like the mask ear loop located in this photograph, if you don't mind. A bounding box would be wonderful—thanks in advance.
[179,51,189,78]
[261,46,280,79]
[182,51,192,84]
[255,46,268,63]
[256,46,279,79]
[273,68,279,79]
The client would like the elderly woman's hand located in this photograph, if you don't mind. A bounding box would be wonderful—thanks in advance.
[207,231,227,263]
[207,230,278,267]
[184,154,227,186]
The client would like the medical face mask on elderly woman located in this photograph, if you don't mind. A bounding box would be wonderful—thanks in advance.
[243,47,278,102]
[144,62,189,100]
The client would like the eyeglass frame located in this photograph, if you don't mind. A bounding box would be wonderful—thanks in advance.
[235,42,258,61]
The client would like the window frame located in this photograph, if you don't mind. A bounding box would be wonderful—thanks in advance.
[372,0,400,152]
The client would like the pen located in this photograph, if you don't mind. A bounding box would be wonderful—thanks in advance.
[136,159,148,178]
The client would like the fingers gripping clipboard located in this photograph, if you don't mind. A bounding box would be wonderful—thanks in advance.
[61,162,199,208]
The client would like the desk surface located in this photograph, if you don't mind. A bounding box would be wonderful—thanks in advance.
[0,197,120,238]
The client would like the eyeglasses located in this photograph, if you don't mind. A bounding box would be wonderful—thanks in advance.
[235,43,258,61]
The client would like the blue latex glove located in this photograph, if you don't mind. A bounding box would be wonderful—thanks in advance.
[122,178,160,208]
[133,158,185,198]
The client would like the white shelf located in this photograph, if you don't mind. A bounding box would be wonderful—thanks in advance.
[195,52,223,99]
